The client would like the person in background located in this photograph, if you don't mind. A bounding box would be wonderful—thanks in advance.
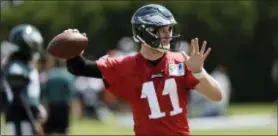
[41,55,76,135]
[202,65,231,117]
[174,40,190,53]
[0,69,8,114]
[2,24,46,136]
[188,64,231,117]
[115,36,138,57]
[0,40,18,114]
[74,75,112,121]
[73,55,112,121]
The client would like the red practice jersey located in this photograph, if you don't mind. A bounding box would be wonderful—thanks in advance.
[96,51,199,136]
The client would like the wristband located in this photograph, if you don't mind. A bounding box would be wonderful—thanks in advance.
[192,68,208,79]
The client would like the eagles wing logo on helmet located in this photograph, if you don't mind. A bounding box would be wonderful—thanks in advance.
[131,4,180,51]
[8,24,44,62]
[9,24,44,55]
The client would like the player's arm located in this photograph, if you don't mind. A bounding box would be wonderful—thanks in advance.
[67,53,128,100]
[185,67,222,102]
[182,38,222,102]
[193,70,222,101]
[66,55,102,78]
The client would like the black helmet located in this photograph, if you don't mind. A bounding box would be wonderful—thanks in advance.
[131,4,180,51]
[9,24,44,56]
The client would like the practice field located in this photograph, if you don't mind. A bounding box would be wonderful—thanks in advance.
[1,103,277,135]
[70,118,277,135]
[69,103,277,135]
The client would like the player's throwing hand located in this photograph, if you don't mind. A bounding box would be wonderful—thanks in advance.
[181,38,211,73]
[63,28,86,56]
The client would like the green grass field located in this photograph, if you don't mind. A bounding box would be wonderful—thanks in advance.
[69,118,277,135]
[1,103,277,135]
[68,103,277,135]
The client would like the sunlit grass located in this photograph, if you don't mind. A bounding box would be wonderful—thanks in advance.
[1,103,277,135]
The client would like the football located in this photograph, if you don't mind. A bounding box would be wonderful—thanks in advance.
[47,31,88,59]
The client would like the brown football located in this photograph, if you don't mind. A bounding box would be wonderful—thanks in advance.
[47,31,88,59]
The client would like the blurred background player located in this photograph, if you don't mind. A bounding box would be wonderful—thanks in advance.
[74,71,111,121]
[73,56,110,121]
[0,41,18,134]
[1,41,19,68]
[206,65,231,116]
[188,65,231,118]
[1,41,18,114]
[173,40,190,53]
[114,36,138,57]
[1,24,47,136]
[41,54,76,135]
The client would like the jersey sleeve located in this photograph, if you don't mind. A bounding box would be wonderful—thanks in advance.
[184,66,200,90]
[96,55,129,98]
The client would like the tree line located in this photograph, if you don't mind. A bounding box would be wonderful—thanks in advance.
[1,1,277,102]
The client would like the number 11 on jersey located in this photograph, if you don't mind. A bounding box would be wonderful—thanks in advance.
[141,78,183,119]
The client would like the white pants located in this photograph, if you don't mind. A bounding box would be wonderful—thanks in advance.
[2,121,33,136]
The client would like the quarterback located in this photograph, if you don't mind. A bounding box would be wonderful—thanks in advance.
[66,4,222,135]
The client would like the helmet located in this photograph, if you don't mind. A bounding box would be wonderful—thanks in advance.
[131,4,180,51]
[9,24,44,61]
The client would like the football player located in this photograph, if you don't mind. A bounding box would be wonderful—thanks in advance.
[2,24,46,136]
[66,4,222,135]
[42,55,76,135]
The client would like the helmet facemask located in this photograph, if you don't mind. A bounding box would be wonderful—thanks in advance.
[133,24,180,53]
[131,4,181,52]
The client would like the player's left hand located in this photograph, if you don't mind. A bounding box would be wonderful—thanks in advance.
[181,38,211,73]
